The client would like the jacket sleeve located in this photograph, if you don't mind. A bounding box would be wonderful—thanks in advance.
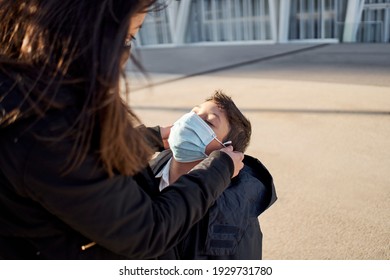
[137,125,165,152]
[22,130,233,259]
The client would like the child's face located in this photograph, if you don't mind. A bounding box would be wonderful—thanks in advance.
[191,101,230,155]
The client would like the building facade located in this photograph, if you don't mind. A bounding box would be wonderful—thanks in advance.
[136,0,390,47]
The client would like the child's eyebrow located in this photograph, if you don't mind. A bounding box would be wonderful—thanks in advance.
[211,111,220,120]
[193,105,222,122]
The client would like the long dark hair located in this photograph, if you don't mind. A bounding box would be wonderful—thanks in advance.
[0,0,159,176]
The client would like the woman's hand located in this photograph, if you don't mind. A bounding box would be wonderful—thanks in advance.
[220,145,244,178]
[160,125,172,150]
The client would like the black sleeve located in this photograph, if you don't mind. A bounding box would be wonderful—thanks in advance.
[22,131,233,259]
[137,125,165,152]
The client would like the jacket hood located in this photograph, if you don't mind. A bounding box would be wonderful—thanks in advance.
[241,154,277,214]
[150,150,277,215]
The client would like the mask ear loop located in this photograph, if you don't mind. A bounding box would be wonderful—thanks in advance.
[215,138,232,148]
[223,141,232,147]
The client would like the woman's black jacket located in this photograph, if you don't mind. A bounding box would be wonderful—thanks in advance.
[0,74,234,259]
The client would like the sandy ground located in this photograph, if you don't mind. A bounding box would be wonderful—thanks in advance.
[127,44,390,260]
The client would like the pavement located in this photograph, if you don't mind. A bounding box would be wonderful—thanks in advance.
[126,43,390,260]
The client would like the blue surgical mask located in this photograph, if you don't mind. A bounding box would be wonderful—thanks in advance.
[168,112,230,163]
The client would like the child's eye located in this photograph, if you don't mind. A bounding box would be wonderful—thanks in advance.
[205,120,213,127]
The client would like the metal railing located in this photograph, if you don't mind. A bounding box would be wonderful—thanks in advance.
[135,0,390,47]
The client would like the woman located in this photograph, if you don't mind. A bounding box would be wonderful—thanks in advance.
[0,0,244,259]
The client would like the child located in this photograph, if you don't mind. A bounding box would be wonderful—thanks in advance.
[151,90,277,259]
